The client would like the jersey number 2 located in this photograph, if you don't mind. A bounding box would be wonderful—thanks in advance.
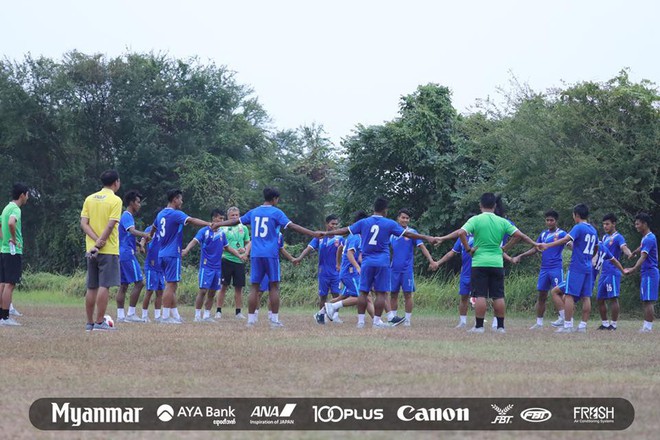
[368,225,379,245]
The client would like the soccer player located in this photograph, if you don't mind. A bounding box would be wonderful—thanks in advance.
[388,208,436,326]
[81,170,122,331]
[255,232,297,322]
[0,183,30,326]
[540,204,598,333]
[624,212,658,333]
[216,207,250,320]
[329,197,440,329]
[592,237,625,330]
[182,209,245,323]
[140,208,164,321]
[217,187,323,328]
[116,190,152,323]
[432,233,474,328]
[596,214,632,330]
[295,214,345,325]
[324,211,376,321]
[511,210,568,329]
[155,189,219,324]
[437,193,538,333]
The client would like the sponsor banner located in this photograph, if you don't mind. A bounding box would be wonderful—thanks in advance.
[29,398,634,431]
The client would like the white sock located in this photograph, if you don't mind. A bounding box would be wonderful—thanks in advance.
[141,309,148,319]
[611,321,617,328]
[578,321,587,329]
[644,320,653,330]
[335,301,344,309]
[559,310,565,319]
[492,318,498,328]
[172,308,181,319]
[128,306,136,316]
[203,309,210,319]
[318,307,326,315]
[387,311,396,320]
[564,319,573,329]
[460,315,467,324]
[333,312,339,321]
[117,308,126,319]
[374,316,383,325]
[358,314,365,324]
[195,309,202,319]
[272,313,279,322]
[602,320,609,327]
[248,313,256,324]
[154,308,161,319]
[162,308,171,320]
[267,311,273,320]
[537,317,544,326]
[405,312,412,322]
[255,309,259,316]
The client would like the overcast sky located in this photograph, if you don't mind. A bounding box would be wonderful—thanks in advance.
[2,0,658,146]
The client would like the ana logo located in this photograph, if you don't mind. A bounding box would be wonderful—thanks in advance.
[491,404,514,424]
[251,403,297,418]
[157,404,174,422]
[520,408,552,423]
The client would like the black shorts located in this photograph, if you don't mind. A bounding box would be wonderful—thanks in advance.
[221,259,246,287]
[0,253,22,285]
[87,254,120,289]
[470,267,505,299]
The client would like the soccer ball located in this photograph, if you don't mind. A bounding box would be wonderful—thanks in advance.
[104,314,115,327]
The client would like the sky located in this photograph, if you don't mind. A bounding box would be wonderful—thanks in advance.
[2,0,658,146]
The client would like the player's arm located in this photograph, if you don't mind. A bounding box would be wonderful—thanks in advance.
[347,249,361,274]
[214,218,240,228]
[280,246,296,263]
[432,249,458,271]
[7,215,19,248]
[538,234,572,251]
[436,229,463,245]
[243,240,252,257]
[187,217,212,228]
[225,245,246,262]
[181,238,199,257]
[502,251,514,264]
[624,252,647,275]
[608,256,625,274]
[417,243,435,265]
[95,219,119,250]
[402,229,436,244]
[513,245,539,264]
[502,230,536,252]
[620,244,633,259]
[330,226,350,237]
[288,222,324,238]
[336,244,344,272]
[127,226,151,240]
[295,244,315,264]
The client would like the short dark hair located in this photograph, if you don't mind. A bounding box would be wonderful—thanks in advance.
[167,189,183,202]
[602,213,617,223]
[397,208,412,218]
[374,197,388,212]
[325,214,339,223]
[100,170,119,187]
[480,192,497,209]
[123,190,142,206]
[573,203,589,219]
[635,212,652,226]
[263,187,280,202]
[544,210,559,220]
[11,183,29,200]
[352,210,368,223]
[211,209,224,218]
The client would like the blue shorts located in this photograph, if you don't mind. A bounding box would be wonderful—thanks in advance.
[359,265,391,293]
[259,276,270,292]
[199,267,222,291]
[537,267,563,292]
[341,273,360,297]
[640,269,659,302]
[160,256,181,283]
[597,272,621,300]
[557,270,593,298]
[250,257,280,285]
[391,269,415,293]
[120,257,143,284]
[459,278,471,296]
[145,267,165,291]
[318,274,341,296]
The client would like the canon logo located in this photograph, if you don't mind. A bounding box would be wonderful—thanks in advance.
[520,408,552,423]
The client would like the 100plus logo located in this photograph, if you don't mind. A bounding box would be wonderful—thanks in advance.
[312,406,384,423]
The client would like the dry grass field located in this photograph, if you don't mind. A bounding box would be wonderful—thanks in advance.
[1,291,658,440]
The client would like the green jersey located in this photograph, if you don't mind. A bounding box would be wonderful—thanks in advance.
[461,212,517,268]
[1,202,23,254]
[221,224,250,263]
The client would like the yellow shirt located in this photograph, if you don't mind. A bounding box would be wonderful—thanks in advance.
[80,187,122,255]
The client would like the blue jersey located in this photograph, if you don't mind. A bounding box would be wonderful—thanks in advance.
[593,241,615,279]
[640,232,659,273]
[601,232,626,275]
[240,205,291,258]
[390,227,423,271]
[501,219,516,246]
[349,215,405,267]
[340,234,361,274]
[308,235,344,277]
[119,211,137,261]
[567,222,598,274]
[452,235,474,282]
[195,227,228,270]
[144,225,161,270]
[156,208,190,258]
[537,229,567,270]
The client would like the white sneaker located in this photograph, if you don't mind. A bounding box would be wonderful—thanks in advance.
[1,318,21,326]
[529,323,544,330]
[455,322,467,329]
[332,313,343,324]
[270,320,284,328]
[235,313,246,320]
[551,318,565,327]
[467,326,485,334]
[159,317,182,324]
[125,314,146,323]
[246,321,256,328]
[153,316,162,323]
[193,316,203,322]
[372,321,391,329]
[215,312,222,319]
[324,302,336,317]
[495,327,506,334]
[639,327,653,333]
[202,317,216,323]
[9,305,22,316]
[555,327,574,333]
[403,319,411,327]
[576,327,587,333]
[356,322,365,329]
[116,317,126,323]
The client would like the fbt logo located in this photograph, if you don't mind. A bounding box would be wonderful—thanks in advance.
[251,404,297,418]
[490,404,514,424]
[520,407,552,423]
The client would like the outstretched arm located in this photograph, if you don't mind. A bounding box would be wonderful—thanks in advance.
[288,222,324,238]
[624,252,647,275]
[181,238,199,257]
[503,230,536,252]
